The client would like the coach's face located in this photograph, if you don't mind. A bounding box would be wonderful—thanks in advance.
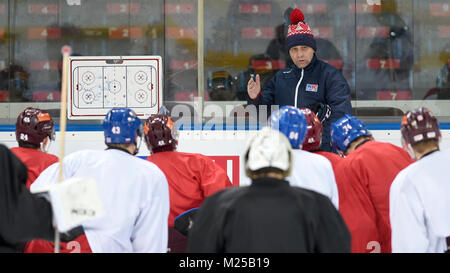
[289,45,315,69]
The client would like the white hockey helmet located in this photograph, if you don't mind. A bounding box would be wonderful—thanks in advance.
[244,127,293,177]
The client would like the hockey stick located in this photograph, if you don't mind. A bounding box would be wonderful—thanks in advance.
[196,0,204,124]
[54,45,71,253]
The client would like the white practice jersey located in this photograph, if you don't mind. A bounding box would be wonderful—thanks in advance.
[390,149,450,253]
[287,149,339,209]
[31,149,170,253]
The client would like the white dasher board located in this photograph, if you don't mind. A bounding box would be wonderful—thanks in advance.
[68,56,162,120]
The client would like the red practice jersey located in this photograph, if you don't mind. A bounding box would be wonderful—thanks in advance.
[147,151,233,227]
[11,147,58,189]
[335,141,414,253]
[314,150,343,174]
[11,147,91,253]
[24,235,92,253]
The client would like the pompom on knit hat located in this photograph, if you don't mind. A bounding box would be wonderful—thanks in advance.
[286,8,317,52]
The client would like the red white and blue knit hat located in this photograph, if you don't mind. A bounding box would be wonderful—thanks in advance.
[286,8,316,52]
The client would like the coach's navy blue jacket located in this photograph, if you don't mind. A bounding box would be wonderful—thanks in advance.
[248,54,352,152]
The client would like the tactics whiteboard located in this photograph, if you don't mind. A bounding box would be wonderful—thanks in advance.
[68,56,162,120]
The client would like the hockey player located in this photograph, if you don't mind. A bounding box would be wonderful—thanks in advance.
[143,114,232,252]
[390,107,450,252]
[269,106,339,208]
[29,108,170,253]
[1,144,56,252]
[0,144,97,252]
[331,114,413,253]
[11,107,58,189]
[187,127,350,253]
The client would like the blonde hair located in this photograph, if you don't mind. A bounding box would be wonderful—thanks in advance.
[412,139,439,154]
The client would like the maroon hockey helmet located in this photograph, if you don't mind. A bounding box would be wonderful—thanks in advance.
[401,107,441,146]
[299,107,322,151]
[15,107,55,146]
[144,114,178,153]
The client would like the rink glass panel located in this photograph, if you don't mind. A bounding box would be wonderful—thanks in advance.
[0,0,449,125]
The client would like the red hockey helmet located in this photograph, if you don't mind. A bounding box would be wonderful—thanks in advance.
[15,107,55,146]
[401,107,441,146]
[299,107,322,151]
[144,114,178,153]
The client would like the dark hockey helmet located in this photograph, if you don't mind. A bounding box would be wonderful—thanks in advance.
[15,107,55,146]
[401,107,441,146]
[299,107,322,151]
[144,114,178,153]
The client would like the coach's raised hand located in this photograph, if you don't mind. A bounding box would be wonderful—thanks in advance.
[247,74,261,99]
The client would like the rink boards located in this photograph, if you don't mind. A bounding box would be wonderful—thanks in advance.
[1,125,450,187]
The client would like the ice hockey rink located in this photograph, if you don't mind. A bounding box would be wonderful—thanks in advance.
[2,0,450,259]
[2,123,450,187]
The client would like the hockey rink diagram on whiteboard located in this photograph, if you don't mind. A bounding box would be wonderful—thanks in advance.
[68,56,162,120]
